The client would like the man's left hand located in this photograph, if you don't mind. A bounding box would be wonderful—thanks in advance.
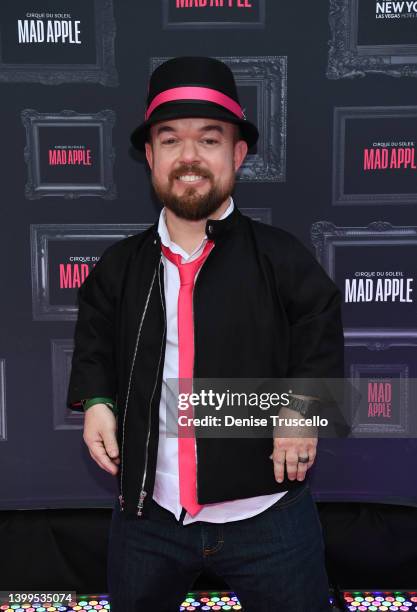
[269,406,318,483]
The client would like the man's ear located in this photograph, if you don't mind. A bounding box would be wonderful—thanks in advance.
[145,141,153,169]
[234,139,248,172]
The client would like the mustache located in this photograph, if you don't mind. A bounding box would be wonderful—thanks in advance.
[169,165,213,181]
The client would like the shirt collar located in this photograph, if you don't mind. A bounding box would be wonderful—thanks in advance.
[157,196,234,261]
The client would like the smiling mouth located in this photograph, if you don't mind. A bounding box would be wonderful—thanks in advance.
[175,174,208,184]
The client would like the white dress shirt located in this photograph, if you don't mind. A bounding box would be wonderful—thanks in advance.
[152,196,287,524]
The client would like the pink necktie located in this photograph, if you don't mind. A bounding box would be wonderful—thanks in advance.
[161,239,215,516]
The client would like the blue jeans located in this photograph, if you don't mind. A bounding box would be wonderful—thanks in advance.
[107,484,331,612]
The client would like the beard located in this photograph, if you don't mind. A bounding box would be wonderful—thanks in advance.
[151,163,235,221]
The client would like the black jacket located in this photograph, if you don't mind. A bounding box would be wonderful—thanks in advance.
[67,205,344,518]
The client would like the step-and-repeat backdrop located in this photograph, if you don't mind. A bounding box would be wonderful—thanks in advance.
[1,0,417,509]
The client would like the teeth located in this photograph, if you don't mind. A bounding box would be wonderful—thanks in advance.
[178,175,204,182]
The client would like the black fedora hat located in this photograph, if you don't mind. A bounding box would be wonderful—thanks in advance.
[130,56,259,151]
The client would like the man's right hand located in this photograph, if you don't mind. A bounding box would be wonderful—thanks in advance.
[83,403,120,475]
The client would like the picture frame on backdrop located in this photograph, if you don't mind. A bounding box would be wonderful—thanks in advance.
[30,224,152,322]
[151,56,287,183]
[344,336,417,436]
[0,0,118,85]
[327,0,417,78]
[333,106,417,206]
[22,109,117,200]
[311,221,417,337]
[162,0,266,29]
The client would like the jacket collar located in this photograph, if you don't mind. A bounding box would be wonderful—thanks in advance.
[151,197,242,247]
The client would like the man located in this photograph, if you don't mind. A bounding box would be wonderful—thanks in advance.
[67,56,344,611]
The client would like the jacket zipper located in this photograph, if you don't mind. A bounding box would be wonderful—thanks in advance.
[137,259,167,517]
[118,265,158,512]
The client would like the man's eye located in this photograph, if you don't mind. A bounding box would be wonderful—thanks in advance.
[202,139,218,145]
[162,138,177,145]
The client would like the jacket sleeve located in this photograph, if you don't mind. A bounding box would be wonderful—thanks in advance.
[67,247,118,412]
[284,233,345,403]
[83,397,117,415]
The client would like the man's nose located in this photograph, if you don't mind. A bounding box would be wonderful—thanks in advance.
[178,139,201,163]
